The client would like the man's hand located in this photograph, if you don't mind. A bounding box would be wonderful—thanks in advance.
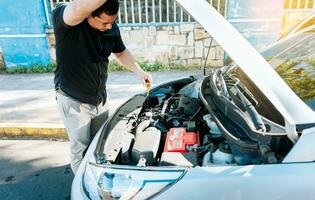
[136,70,152,85]
[114,49,153,85]
[136,70,152,96]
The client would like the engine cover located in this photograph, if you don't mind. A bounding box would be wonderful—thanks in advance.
[164,128,200,152]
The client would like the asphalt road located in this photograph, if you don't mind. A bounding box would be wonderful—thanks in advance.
[0,71,200,126]
[0,140,72,200]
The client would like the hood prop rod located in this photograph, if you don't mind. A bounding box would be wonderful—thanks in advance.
[203,36,214,76]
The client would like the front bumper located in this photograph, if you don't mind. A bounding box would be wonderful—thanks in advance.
[71,161,89,200]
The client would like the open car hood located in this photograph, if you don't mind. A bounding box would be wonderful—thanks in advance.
[176,0,315,134]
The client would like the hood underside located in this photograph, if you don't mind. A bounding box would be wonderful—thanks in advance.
[176,0,315,127]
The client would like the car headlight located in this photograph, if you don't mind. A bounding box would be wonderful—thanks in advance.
[83,162,186,200]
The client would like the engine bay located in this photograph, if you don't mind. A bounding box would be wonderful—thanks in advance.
[99,71,293,167]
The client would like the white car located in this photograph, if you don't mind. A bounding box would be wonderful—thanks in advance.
[71,0,315,199]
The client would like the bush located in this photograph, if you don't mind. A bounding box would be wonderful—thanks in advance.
[0,60,193,74]
[139,61,170,71]
[108,61,127,72]
[109,60,191,72]
[3,63,56,74]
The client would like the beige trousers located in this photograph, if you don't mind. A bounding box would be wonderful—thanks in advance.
[55,92,108,173]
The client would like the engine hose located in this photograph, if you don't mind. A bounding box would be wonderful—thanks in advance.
[152,120,168,133]
[136,120,151,136]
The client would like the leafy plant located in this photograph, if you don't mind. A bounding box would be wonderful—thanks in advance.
[276,60,315,102]
[1,60,197,74]
[109,60,191,72]
[3,63,56,74]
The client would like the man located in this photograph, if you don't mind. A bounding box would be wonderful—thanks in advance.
[52,0,152,173]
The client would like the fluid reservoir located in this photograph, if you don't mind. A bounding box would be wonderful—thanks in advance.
[203,143,233,166]
[203,114,221,136]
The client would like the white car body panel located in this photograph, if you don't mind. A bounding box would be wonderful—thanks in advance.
[72,97,315,200]
[155,163,315,200]
[283,127,315,163]
[72,128,315,200]
[176,0,315,129]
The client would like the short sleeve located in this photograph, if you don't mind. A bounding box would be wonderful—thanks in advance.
[52,3,70,32]
[112,24,126,53]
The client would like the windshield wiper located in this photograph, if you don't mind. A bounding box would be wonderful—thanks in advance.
[217,70,229,98]
[230,83,266,132]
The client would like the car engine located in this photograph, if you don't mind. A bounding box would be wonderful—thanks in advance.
[102,73,291,167]
[104,80,236,167]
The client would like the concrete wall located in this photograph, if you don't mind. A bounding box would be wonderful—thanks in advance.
[47,23,225,68]
[118,24,224,67]
[0,0,51,67]
[0,47,4,68]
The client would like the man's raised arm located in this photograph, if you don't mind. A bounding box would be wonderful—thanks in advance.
[63,0,107,26]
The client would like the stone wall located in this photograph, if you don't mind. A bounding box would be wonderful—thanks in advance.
[46,28,56,64]
[46,23,225,68]
[0,47,5,69]
[118,23,224,67]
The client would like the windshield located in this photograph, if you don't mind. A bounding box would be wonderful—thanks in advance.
[230,30,315,126]
[261,30,315,111]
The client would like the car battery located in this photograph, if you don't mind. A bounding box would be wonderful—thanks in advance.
[162,128,200,166]
[164,128,200,152]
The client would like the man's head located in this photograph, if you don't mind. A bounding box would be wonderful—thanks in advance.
[87,0,119,32]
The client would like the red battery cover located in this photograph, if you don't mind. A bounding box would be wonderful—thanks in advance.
[164,128,200,152]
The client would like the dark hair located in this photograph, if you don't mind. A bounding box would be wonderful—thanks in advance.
[92,0,119,17]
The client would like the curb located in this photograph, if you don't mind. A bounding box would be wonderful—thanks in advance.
[0,124,67,140]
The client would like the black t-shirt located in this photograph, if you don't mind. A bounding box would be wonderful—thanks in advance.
[52,4,126,106]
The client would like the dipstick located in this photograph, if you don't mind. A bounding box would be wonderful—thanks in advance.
[145,79,151,97]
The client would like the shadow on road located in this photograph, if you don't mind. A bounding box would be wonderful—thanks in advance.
[0,163,73,200]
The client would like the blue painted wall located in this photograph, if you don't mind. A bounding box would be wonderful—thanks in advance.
[0,0,51,67]
[227,0,284,51]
